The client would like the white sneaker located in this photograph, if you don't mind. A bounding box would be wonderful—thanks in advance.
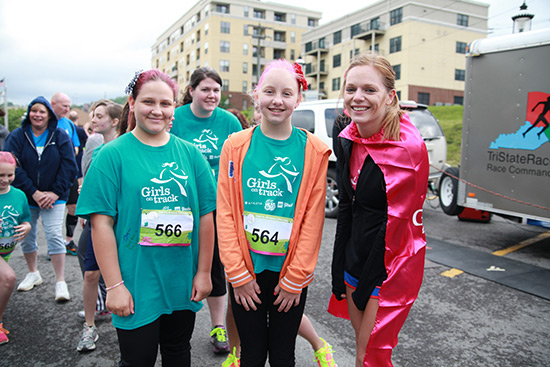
[17,272,43,291]
[76,323,98,352]
[55,281,70,302]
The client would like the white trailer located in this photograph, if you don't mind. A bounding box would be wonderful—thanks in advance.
[438,28,550,223]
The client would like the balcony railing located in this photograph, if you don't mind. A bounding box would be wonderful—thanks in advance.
[305,40,328,55]
[352,21,386,40]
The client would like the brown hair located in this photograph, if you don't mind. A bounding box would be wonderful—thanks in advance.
[227,108,250,129]
[93,100,123,122]
[342,51,402,141]
[180,67,222,106]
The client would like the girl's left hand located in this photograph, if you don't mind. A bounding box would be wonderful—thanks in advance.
[191,271,212,302]
[13,222,31,242]
[273,285,301,312]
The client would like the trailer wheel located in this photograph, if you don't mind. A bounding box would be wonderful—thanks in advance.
[325,168,339,218]
[438,167,464,216]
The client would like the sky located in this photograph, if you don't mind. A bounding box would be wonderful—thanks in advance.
[0,0,548,107]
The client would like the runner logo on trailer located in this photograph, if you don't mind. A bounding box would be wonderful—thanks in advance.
[489,92,550,151]
[487,92,550,177]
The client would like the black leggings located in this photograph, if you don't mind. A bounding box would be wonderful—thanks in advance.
[116,310,196,367]
[230,271,307,367]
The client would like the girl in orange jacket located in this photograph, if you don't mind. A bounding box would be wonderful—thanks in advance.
[217,59,330,367]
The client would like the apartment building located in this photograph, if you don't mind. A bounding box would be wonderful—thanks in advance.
[301,0,489,104]
[151,0,321,110]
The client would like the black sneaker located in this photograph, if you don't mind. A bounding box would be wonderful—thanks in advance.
[66,240,77,256]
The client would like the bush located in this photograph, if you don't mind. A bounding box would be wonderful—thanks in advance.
[430,105,463,167]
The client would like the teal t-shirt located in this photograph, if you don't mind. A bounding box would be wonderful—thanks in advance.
[0,186,31,262]
[171,105,242,181]
[242,126,306,273]
[76,133,217,330]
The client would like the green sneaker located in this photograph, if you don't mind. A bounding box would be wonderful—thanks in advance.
[210,325,229,354]
[313,338,338,367]
[222,347,240,366]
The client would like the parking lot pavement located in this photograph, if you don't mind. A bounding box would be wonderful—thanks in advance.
[1,223,355,367]
[3,216,550,366]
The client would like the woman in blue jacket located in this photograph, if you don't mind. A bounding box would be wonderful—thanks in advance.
[4,96,77,302]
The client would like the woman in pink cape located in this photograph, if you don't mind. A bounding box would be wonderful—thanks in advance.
[329,52,429,366]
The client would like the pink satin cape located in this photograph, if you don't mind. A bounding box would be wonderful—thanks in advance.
[328,113,429,366]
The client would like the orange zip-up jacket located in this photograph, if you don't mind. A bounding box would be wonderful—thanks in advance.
[217,126,331,294]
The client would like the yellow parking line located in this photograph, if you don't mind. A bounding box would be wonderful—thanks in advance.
[492,231,550,257]
[441,268,464,278]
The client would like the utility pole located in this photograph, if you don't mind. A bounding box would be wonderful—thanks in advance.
[247,23,271,87]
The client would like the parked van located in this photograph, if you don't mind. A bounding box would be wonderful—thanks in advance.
[292,99,447,217]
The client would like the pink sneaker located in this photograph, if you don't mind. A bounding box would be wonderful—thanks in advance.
[0,322,9,345]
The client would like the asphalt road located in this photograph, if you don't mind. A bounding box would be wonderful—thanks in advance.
[2,203,550,366]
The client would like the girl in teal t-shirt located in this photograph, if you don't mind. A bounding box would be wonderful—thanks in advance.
[76,70,216,366]
[0,152,32,345]
[171,67,242,355]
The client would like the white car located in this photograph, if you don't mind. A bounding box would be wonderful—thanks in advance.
[292,99,447,217]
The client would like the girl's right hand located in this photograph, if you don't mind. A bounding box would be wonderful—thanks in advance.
[233,280,262,311]
[106,285,135,317]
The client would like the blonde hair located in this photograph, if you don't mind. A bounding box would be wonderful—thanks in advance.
[342,51,402,141]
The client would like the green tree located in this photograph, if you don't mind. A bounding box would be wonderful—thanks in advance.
[7,107,26,132]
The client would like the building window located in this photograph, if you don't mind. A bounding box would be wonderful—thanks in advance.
[242,98,248,110]
[243,43,249,55]
[455,69,466,81]
[205,23,209,36]
[390,7,403,25]
[396,91,401,100]
[319,81,325,91]
[333,54,341,68]
[274,31,286,42]
[242,81,248,93]
[393,64,401,80]
[289,32,295,43]
[204,42,208,54]
[243,24,249,36]
[244,6,249,17]
[274,49,285,59]
[216,4,229,14]
[351,23,361,37]
[371,17,380,30]
[320,59,325,72]
[290,49,295,60]
[222,80,229,92]
[456,41,467,54]
[454,96,464,105]
[348,48,359,59]
[291,13,296,25]
[457,14,469,27]
[333,30,342,45]
[220,60,230,72]
[253,9,265,19]
[220,41,230,53]
[274,12,286,22]
[390,36,402,53]
[308,18,316,27]
[332,77,341,91]
[369,43,379,53]
[243,62,248,74]
[221,22,230,34]
[418,92,430,105]
[180,42,184,52]
[252,46,264,58]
